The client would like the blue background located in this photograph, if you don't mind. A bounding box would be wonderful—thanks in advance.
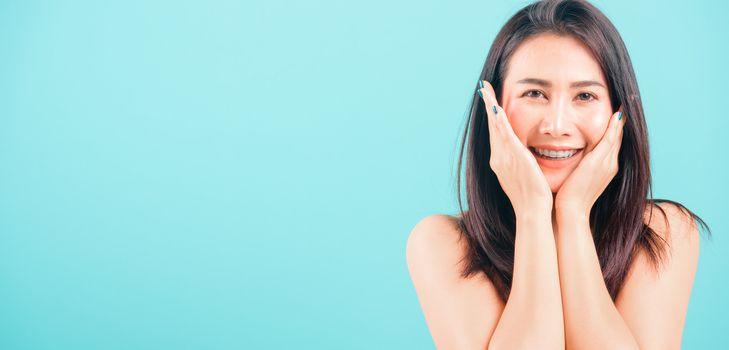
[1,0,726,348]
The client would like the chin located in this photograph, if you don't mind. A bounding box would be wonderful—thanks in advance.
[549,182,563,194]
[545,173,566,194]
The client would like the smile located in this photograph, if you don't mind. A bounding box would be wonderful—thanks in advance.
[530,147,581,159]
[529,147,584,168]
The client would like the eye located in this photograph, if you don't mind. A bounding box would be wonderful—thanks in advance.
[523,90,545,99]
[577,92,597,101]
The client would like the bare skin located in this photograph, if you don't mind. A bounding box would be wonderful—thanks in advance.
[407,33,700,349]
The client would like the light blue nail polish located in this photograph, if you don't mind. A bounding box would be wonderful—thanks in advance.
[492,105,497,115]
[618,111,623,120]
[478,90,482,98]
[479,80,484,89]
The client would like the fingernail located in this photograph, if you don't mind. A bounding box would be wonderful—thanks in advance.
[478,89,483,98]
[492,105,498,115]
[479,80,484,89]
[618,111,623,120]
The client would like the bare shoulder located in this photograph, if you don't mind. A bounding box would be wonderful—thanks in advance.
[406,214,465,267]
[642,202,701,264]
[407,214,480,284]
[644,201,698,234]
[406,214,504,349]
[406,214,469,286]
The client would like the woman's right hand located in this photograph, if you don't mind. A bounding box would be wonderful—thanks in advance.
[477,80,553,217]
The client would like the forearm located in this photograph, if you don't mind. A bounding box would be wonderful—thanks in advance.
[489,212,565,350]
[555,211,639,350]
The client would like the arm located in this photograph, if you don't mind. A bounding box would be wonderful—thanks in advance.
[488,209,565,350]
[406,212,564,350]
[555,209,639,350]
[614,203,700,350]
[549,107,638,349]
[475,80,564,349]
[552,112,698,349]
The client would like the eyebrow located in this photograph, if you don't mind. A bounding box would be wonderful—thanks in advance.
[516,78,606,88]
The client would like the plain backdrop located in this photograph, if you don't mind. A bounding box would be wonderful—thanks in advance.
[1,0,727,349]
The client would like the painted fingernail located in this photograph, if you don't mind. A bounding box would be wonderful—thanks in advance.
[479,80,484,89]
[618,111,623,120]
[478,89,483,98]
[492,105,498,115]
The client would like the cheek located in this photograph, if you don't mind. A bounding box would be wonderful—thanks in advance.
[582,111,612,151]
[505,104,535,145]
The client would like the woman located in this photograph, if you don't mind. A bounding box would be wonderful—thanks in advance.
[406,0,711,349]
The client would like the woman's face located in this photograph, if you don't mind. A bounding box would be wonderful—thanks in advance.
[501,33,614,193]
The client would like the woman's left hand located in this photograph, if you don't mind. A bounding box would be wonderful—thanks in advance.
[554,106,626,216]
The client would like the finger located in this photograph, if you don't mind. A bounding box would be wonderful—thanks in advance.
[492,103,520,146]
[478,80,498,123]
[609,105,625,149]
[479,80,507,137]
[593,108,624,157]
[480,81,523,147]
[610,105,627,158]
[477,80,500,152]
[481,79,498,105]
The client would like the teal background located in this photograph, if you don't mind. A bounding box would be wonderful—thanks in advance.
[1,0,726,348]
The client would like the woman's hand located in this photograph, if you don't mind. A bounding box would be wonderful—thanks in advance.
[478,80,553,217]
[554,106,626,217]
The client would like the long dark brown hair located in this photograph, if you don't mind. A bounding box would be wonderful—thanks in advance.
[455,0,711,303]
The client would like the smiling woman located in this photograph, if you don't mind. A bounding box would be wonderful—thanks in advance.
[405,0,711,349]
[503,33,611,192]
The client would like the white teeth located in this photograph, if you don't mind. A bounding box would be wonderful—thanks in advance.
[533,148,578,158]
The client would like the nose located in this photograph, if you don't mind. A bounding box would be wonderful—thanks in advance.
[538,101,572,137]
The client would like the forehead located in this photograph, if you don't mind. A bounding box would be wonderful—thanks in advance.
[505,33,606,85]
